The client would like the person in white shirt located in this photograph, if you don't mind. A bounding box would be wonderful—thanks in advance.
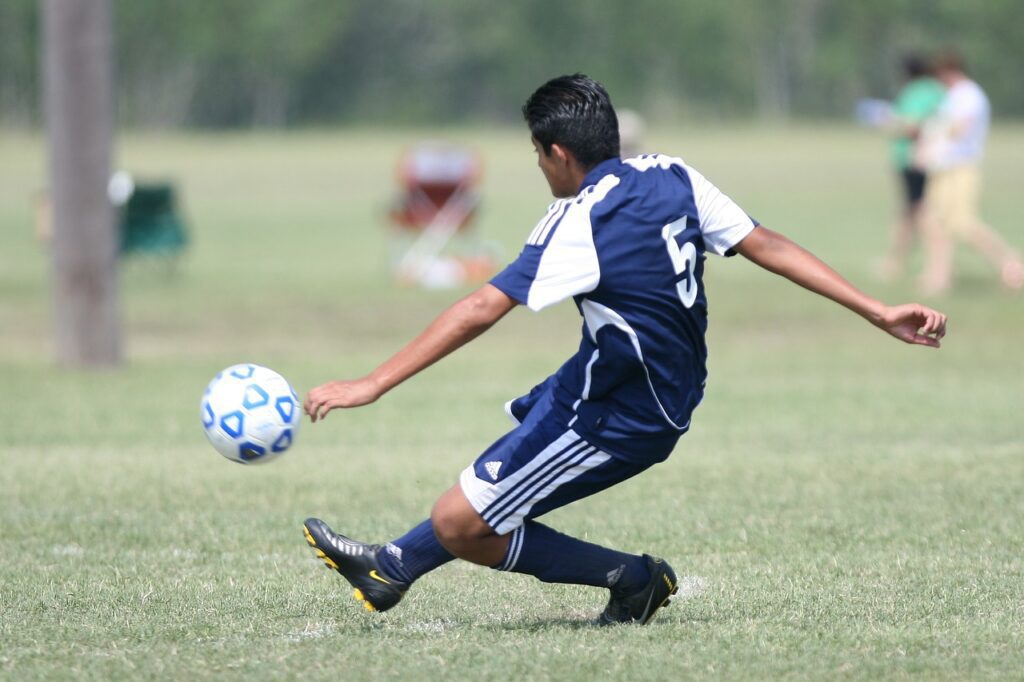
[918,49,1023,295]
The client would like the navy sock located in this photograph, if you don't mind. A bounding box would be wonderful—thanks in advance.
[376,519,454,584]
[493,520,649,594]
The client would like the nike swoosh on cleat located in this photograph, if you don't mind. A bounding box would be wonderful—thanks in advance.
[639,589,659,623]
[369,569,391,584]
[640,575,677,624]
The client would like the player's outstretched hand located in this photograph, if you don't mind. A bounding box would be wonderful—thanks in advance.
[876,303,947,347]
[304,378,383,422]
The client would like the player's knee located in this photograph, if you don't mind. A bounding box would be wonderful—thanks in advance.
[430,491,491,551]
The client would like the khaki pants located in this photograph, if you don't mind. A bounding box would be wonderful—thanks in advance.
[920,162,1021,292]
[925,164,982,238]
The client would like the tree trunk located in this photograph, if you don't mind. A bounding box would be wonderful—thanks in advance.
[42,0,121,367]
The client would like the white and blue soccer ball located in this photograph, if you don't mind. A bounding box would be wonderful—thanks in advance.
[201,364,301,464]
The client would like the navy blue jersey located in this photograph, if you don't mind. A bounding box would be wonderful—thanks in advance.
[490,155,757,463]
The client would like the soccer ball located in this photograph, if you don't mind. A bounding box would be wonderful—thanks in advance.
[200,364,301,464]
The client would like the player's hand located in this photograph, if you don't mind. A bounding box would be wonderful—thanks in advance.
[304,378,383,422]
[876,303,947,347]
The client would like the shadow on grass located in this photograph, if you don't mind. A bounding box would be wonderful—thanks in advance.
[481,613,692,632]
[488,617,600,632]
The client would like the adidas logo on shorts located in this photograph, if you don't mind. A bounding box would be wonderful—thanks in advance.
[484,461,502,480]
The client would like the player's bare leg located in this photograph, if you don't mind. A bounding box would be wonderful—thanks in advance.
[878,206,921,282]
[959,219,1024,292]
[1001,260,1024,292]
[918,209,954,296]
[431,484,509,565]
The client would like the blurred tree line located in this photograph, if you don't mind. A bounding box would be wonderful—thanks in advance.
[3,0,1023,128]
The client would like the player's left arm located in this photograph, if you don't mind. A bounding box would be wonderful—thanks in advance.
[305,284,518,421]
[733,225,947,347]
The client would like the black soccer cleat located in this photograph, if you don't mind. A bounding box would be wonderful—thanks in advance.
[302,517,409,613]
[598,554,679,625]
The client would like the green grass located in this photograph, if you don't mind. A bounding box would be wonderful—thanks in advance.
[1,124,1023,680]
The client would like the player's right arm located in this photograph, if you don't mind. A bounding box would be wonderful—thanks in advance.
[305,192,599,422]
[304,284,517,421]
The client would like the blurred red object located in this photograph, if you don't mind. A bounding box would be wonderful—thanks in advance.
[388,143,495,287]
[390,143,481,232]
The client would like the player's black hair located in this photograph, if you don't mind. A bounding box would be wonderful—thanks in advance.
[902,54,932,80]
[522,74,620,170]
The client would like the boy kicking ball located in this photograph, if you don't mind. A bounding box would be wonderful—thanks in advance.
[302,74,947,625]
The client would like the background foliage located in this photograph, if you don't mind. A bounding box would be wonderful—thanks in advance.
[3,0,1024,127]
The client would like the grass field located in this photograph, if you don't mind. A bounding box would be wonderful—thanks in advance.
[1,124,1023,680]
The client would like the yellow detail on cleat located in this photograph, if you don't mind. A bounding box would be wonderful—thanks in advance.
[305,528,338,569]
[662,575,675,591]
[320,555,339,570]
[353,589,377,612]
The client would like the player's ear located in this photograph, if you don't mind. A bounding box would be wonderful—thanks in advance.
[550,143,577,170]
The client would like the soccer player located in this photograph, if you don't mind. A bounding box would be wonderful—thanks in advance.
[876,54,945,282]
[917,49,1024,294]
[303,74,947,625]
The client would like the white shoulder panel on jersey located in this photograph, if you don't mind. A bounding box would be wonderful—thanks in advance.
[525,174,620,311]
[686,164,755,256]
[624,154,755,256]
[527,198,573,246]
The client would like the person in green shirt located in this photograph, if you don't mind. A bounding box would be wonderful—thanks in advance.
[877,55,946,281]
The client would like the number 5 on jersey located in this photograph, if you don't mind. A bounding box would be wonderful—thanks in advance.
[662,217,698,308]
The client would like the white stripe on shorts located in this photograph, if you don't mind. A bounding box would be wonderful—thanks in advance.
[459,429,612,535]
[483,443,597,529]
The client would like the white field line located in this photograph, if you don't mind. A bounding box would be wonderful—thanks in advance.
[51,544,85,557]
[286,621,335,641]
[676,575,707,599]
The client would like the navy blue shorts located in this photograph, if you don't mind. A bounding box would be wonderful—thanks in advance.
[459,384,654,535]
[900,168,927,207]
